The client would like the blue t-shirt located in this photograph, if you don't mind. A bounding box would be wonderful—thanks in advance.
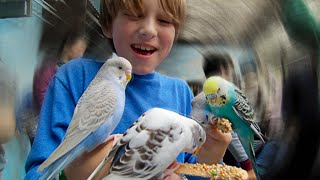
[25,58,196,179]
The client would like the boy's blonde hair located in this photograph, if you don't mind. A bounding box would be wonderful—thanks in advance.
[100,0,186,37]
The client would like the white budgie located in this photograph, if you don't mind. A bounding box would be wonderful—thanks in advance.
[37,57,132,180]
[88,108,206,180]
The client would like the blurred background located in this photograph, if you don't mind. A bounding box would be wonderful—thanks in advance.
[0,0,319,179]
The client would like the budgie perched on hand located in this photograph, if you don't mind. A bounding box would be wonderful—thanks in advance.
[88,108,206,180]
[191,92,251,169]
[37,57,132,180]
[203,76,265,180]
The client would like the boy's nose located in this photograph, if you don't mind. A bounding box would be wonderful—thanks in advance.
[138,19,157,40]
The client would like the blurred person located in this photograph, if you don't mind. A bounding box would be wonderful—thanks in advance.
[33,32,88,110]
[241,67,284,179]
[22,32,88,143]
[281,0,319,72]
[15,32,88,145]
[270,0,320,179]
[0,60,16,179]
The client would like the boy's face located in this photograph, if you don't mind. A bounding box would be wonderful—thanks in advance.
[104,0,176,75]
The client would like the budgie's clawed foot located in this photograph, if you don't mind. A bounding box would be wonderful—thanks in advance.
[216,118,232,133]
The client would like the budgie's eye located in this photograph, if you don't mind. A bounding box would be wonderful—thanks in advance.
[118,66,122,70]
[199,138,203,143]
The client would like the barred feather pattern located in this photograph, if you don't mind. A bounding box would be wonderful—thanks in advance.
[234,88,255,122]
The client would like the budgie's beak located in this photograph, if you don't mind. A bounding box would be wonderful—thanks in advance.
[125,70,132,81]
[192,147,201,155]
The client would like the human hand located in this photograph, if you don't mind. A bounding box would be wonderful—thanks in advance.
[162,161,182,180]
[163,173,183,180]
[64,134,122,180]
[247,169,257,180]
[197,124,232,164]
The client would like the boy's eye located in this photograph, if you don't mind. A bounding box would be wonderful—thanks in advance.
[158,16,173,25]
[124,13,143,20]
[158,14,173,25]
[159,19,171,24]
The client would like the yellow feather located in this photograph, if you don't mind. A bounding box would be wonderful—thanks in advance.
[203,76,220,94]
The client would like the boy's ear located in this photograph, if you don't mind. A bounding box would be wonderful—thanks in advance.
[102,28,112,39]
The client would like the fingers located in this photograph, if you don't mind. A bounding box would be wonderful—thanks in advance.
[104,134,123,145]
[163,161,182,180]
[163,173,183,180]
[206,124,232,143]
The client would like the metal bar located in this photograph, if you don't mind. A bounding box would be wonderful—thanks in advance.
[32,11,54,26]
[33,0,64,22]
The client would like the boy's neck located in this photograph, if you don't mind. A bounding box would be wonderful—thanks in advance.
[133,72,156,80]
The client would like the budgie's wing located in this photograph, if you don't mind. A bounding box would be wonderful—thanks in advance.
[110,119,184,179]
[38,77,117,171]
[233,88,265,142]
[191,92,207,109]
[66,77,117,138]
[233,88,255,123]
[191,92,211,126]
[88,118,143,180]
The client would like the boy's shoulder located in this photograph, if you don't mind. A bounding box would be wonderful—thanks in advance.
[56,58,104,77]
[156,73,192,94]
[65,58,104,69]
[157,72,188,85]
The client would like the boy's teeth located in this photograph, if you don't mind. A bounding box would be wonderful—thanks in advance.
[133,45,154,51]
[134,45,141,49]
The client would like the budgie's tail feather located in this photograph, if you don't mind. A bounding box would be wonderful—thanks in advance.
[249,142,261,180]
[39,151,73,180]
[250,124,265,143]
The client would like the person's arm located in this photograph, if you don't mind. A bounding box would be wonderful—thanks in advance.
[0,67,16,144]
[196,124,232,164]
[228,131,254,172]
[64,135,122,179]
[0,98,15,144]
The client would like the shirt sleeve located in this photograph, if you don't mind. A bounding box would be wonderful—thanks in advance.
[25,75,76,179]
[227,131,249,163]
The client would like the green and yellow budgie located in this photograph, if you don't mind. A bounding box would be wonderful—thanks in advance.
[203,76,265,180]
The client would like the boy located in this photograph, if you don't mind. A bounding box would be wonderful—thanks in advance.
[25,0,231,179]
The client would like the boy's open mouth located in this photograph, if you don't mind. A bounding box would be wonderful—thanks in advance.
[131,44,156,56]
